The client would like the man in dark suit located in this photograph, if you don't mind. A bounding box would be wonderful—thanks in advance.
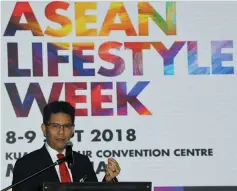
[12,101,121,191]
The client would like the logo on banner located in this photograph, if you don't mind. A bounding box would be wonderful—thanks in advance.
[3,2,235,117]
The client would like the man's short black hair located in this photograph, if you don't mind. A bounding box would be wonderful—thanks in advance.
[43,101,75,125]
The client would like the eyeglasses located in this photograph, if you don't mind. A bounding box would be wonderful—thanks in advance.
[47,123,74,131]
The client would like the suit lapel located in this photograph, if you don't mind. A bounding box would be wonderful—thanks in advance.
[70,153,87,182]
[71,160,79,182]
[70,154,91,182]
[39,145,60,182]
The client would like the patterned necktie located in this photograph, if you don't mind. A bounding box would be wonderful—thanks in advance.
[57,153,72,182]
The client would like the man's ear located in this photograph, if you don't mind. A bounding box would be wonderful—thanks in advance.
[41,123,46,137]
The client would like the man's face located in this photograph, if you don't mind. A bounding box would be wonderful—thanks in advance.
[41,113,74,152]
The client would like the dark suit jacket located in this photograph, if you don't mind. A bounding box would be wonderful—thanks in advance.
[12,145,99,191]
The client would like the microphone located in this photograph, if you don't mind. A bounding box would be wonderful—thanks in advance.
[65,141,74,169]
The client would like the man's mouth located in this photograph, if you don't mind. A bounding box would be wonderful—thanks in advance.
[56,138,65,142]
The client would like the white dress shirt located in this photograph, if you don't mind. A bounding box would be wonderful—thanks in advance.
[45,142,73,182]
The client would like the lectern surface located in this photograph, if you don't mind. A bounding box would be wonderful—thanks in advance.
[43,182,151,191]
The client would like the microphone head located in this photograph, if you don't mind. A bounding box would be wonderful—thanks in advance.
[65,141,73,148]
[65,141,74,169]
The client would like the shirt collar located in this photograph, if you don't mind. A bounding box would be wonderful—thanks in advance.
[45,141,66,158]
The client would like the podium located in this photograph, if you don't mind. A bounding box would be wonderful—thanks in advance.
[42,182,152,191]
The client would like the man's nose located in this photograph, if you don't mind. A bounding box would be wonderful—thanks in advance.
[58,126,65,134]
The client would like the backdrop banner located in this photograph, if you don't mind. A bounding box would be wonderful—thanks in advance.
[1,1,237,190]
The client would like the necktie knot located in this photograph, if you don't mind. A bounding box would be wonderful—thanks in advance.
[57,153,64,159]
